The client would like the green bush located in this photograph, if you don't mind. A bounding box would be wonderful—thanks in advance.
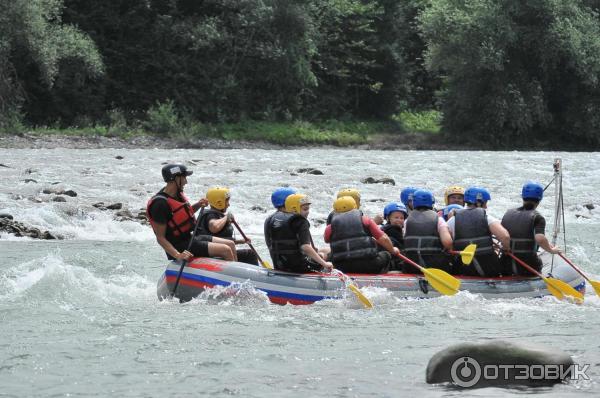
[394,110,441,134]
[143,100,181,136]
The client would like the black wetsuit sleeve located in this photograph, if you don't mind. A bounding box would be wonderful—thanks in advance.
[149,199,171,224]
[291,217,312,246]
[533,213,546,235]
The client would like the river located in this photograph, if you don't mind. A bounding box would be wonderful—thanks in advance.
[0,149,598,397]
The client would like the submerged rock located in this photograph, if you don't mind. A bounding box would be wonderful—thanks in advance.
[583,203,594,210]
[361,177,396,185]
[296,168,324,175]
[115,155,124,160]
[426,340,575,388]
[106,203,123,210]
[23,178,38,183]
[63,190,78,197]
[0,213,13,220]
[0,217,62,239]
[52,196,67,202]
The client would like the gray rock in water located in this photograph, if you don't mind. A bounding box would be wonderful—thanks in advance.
[426,340,574,388]
[52,196,67,202]
[250,205,266,212]
[361,177,396,185]
[296,168,324,175]
[0,163,10,168]
[63,190,78,197]
[0,213,13,220]
[115,155,124,160]
[43,188,63,195]
[231,168,244,173]
[115,209,133,218]
[106,203,123,210]
[583,203,594,210]
[24,179,38,183]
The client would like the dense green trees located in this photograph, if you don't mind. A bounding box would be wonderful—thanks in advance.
[420,0,600,146]
[2,0,600,147]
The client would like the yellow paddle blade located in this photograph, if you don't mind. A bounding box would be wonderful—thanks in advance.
[422,268,461,296]
[460,244,477,265]
[544,277,584,303]
[348,284,374,309]
[261,260,273,270]
[590,280,600,297]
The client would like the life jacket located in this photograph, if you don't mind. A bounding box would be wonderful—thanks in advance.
[198,208,234,239]
[454,207,499,276]
[381,223,404,250]
[404,209,448,269]
[267,211,304,269]
[501,207,539,274]
[329,210,378,263]
[146,190,195,239]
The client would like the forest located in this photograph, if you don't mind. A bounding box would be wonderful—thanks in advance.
[2,0,600,148]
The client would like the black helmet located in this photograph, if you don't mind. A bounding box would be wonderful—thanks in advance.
[161,163,193,182]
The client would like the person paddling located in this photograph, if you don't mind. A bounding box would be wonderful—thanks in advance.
[265,187,297,262]
[197,187,258,265]
[325,196,399,274]
[326,188,362,225]
[446,187,510,276]
[501,181,561,276]
[403,190,453,274]
[146,164,236,262]
[266,193,333,273]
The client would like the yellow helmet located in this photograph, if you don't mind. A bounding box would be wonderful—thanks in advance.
[285,193,311,214]
[444,185,465,205]
[337,188,361,208]
[207,187,230,210]
[333,196,357,213]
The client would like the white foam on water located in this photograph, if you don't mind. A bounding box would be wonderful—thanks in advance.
[190,281,271,307]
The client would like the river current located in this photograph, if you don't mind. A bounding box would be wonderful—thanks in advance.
[0,149,599,397]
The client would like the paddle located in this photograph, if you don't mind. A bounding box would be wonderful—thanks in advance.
[502,249,583,303]
[394,252,461,296]
[330,269,374,309]
[171,206,205,298]
[447,244,477,265]
[558,253,600,296]
[230,218,274,269]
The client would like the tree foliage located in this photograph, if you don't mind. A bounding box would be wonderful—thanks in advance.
[420,0,600,146]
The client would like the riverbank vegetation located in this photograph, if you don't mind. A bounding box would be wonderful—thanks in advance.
[1,0,600,149]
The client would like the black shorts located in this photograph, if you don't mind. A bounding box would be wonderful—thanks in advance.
[170,235,213,260]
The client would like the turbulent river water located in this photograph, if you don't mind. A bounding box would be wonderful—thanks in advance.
[1,148,599,397]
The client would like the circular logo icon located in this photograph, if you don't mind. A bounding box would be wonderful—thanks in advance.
[450,356,482,387]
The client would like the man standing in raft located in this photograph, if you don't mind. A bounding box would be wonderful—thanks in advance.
[147,164,236,262]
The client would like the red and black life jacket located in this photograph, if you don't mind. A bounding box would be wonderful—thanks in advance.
[146,191,196,238]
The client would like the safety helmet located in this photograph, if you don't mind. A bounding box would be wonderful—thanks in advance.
[444,185,465,205]
[464,186,491,205]
[400,187,419,206]
[162,163,192,182]
[412,189,435,208]
[271,187,296,208]
[337,188,361,208]
[207,187,230,210]
[383,202,408,219]
[333,196,357,213]
[285,193,311,214]
[443,204,463,218]
[522,181,544,201]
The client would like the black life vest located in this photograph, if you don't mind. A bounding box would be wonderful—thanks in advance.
[329,210,378,262]
[267,211,304,269]
[501,207,539,274]
[404,209,448,269]
[454,208,494,254]
[198,208,234,239]
[381,224,404,250]
[146,190,195,240]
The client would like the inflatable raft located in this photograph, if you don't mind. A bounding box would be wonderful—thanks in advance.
[156,253,586,304]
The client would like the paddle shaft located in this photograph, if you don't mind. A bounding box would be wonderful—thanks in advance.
[558,252,592,283]
[231,218,266,265]
[171,206,205,298]
[501,249,543,278]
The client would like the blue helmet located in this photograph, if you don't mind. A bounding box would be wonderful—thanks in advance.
[271,187,297,208]
[383,202,408,219]
[400,187,419,206]
[464,186,491,204]
[413,189,435,208]
[522,181,544,201]
[443,204,463,218]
